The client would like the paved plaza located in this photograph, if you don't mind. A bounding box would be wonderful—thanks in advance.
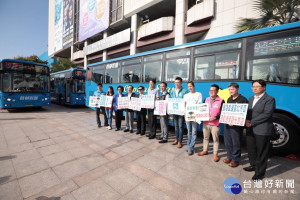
[0,104,299,200]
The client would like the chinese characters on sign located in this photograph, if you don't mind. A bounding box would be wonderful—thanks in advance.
[168,98,185,115]
[129,97,141,111]
[185,103,209,122]
[117,97,130,109]
[141,95,155,109]
[89,95,113,108]
[154,100,167,115]
[89,96,100,108]
[219,103,248,126]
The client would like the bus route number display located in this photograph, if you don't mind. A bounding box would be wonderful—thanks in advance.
[254,35,300,56]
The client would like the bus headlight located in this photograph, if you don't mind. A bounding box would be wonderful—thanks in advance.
[12,99,16,102]
[7,98,11,102]
[44,98,48,101]
[74,97,79,100]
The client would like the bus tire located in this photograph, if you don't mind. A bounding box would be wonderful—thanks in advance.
[271,113,300,156]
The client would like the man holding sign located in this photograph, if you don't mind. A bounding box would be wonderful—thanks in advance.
[198,84,224,162]
[123,85,136,133]
[94,83,108,128]
[169,77,188,148]
[223,83,248,168]
[156,82,169,143]
[147,79,160,139]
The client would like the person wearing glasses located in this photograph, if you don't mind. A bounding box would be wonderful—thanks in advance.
[136,86,147,135]
[198,84,224,162]
[244,79,275,180]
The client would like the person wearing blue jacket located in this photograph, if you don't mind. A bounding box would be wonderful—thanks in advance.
[169,77,188,148]
[113,85,124,131]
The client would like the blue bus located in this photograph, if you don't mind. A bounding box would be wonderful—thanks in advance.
[85,22,300,155]
[50,68,86,105]
[0,59,51,109]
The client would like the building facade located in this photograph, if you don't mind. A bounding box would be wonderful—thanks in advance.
[48,0,258,69]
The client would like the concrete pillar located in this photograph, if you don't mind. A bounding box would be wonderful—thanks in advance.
[70,45,74,61]
[84,41,88,69]
[175,0,187,45]
[130,14,138,55]
[103,31,108,61]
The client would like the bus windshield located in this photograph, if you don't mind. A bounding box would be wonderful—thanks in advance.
[2,72,50,93]
[72,78,85,94]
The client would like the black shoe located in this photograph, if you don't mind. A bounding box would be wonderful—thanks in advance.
[104,124,109,126]
[136,131,141,135]
[159,140,168,143]
[252,174,264,180]
[149,135,156,139]
[123,129,129,132]
[156,137,163,140]
[130,130,133,133]
[98,124,101,128]
[115,128,120,131]
[140,132,145,135]
[243,166,255,172]
[188,151,194,156]
[146,133,150,137]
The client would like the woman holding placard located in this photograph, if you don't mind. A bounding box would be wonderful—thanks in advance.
[106,86,114,130]
[184,81,202,155]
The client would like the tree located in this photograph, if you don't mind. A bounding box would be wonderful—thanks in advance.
[236,0,300,33]
[51,58,78,73]
[14,55,48,64]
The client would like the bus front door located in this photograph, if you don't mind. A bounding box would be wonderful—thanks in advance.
[66,80,71,103]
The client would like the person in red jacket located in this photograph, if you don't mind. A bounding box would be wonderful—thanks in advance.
[198,84,224,162]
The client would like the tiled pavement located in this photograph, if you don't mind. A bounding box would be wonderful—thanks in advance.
[0,104,299,200]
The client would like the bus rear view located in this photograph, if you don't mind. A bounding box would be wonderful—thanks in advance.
[0,59,51,109]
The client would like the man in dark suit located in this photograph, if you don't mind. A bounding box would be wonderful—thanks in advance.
[123,85,136,133]
[136,86,146,135]
[244,79,275,180]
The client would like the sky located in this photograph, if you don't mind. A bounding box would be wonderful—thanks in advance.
[0,0,49,59]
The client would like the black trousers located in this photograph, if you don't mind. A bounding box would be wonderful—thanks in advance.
[137,109,146,134]
[224,126,243,162]
[247,132,271,177]
[96,107,108,126]
[114,110,123,129]
[148,109,156,136]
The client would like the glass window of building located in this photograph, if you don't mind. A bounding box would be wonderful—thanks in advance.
[111,0,123,23]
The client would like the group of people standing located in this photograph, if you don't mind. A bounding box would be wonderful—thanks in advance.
[94,78,275,181]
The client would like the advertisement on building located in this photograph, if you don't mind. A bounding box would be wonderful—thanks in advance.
[63,0,74,47]
[54,0,63,53]
[79,0,109,42]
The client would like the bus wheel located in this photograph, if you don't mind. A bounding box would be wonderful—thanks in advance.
[271,113,300,156]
